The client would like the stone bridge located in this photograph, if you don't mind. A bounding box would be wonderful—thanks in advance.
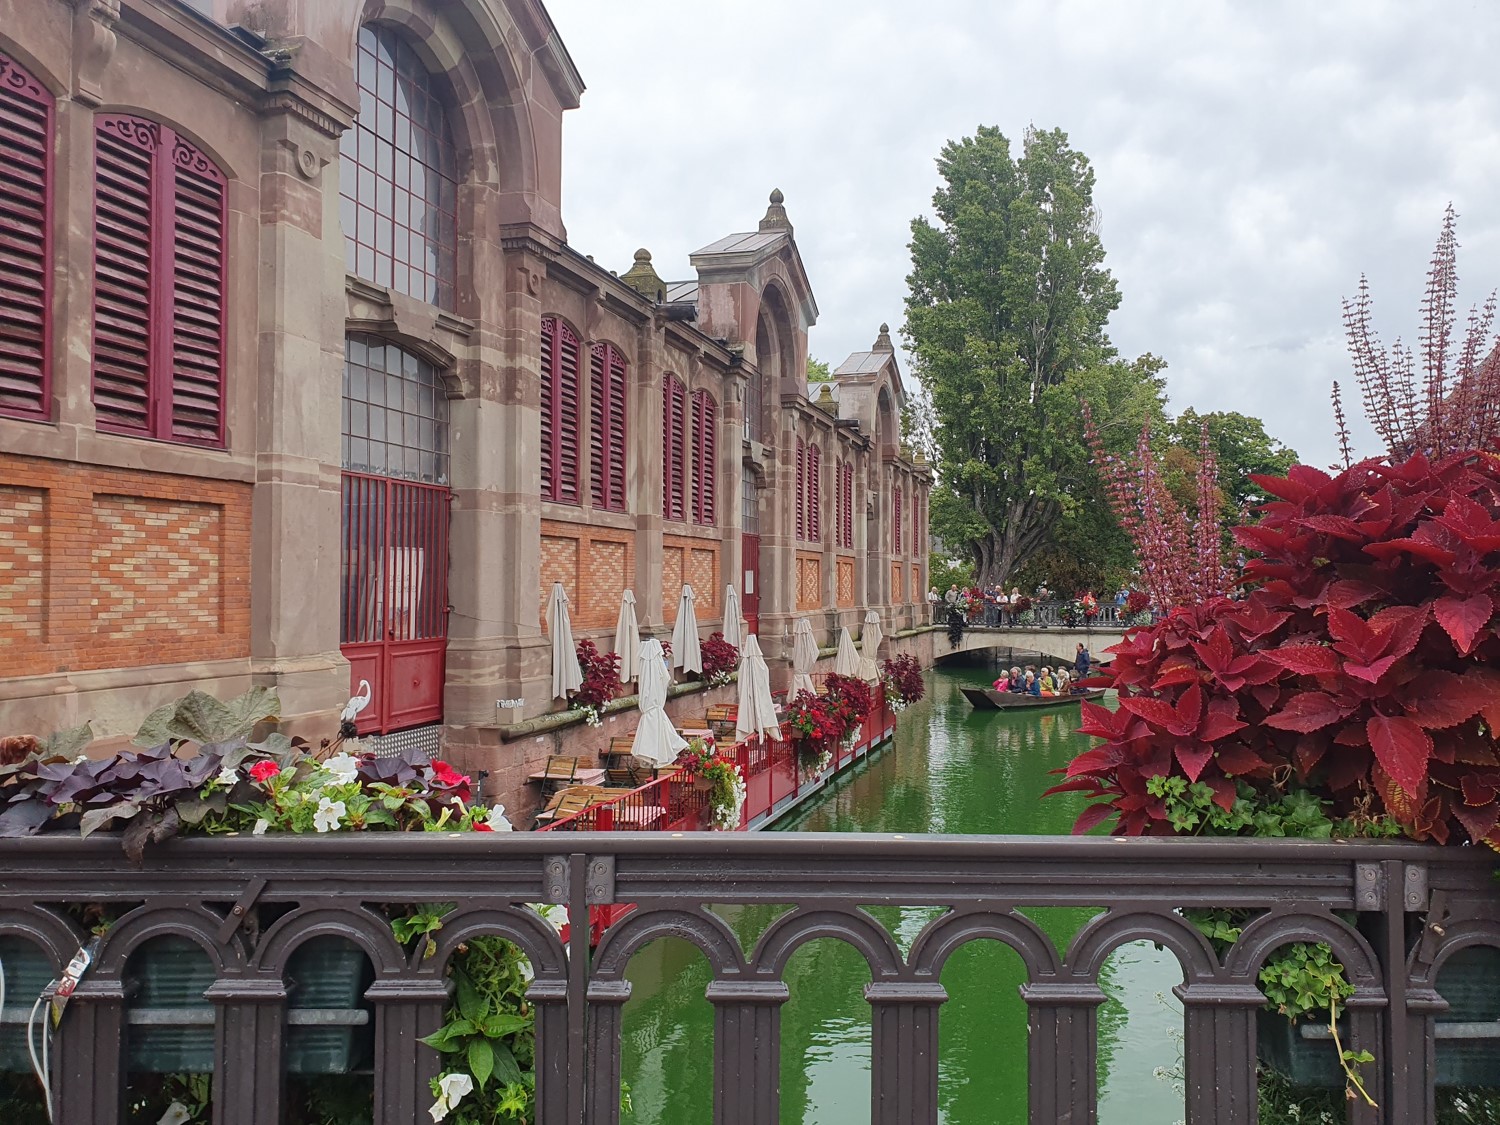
[930,624,1125,667]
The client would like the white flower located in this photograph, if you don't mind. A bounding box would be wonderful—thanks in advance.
[158,1103,191,1125]
[215,766,240,786]
[531,903,567,933]
[486,804,514,832]
[428,1072,474,1122]
[252,818,269,836]
[313,797,346,833]
[322,752,360,785]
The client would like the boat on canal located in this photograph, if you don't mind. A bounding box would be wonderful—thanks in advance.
[960,686,1107,711]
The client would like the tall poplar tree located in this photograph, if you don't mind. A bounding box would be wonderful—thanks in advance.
[905,126,1123,584]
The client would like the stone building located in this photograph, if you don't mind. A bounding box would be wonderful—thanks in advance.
[0,0,930,811]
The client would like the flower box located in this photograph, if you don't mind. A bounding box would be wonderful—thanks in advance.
[126,936,374,1075]
[1258,945,1500,1088]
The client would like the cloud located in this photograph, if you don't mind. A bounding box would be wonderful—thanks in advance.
[547,0,1500,467]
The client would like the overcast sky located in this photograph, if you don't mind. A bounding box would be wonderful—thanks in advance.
[546,0,1500,468]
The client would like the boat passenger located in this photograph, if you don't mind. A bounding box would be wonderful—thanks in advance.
[1039,669,1056,696]
[1024,671,1040,696]
[1007,666,1025,692]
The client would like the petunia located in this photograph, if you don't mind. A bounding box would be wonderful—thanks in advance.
[252,818,270,836]
[215,766,240,787]
[313,797,346,833]
[485,804,514,832]
[322,752,360,785]
[248,760,281,784]
[428,1072,474,1122]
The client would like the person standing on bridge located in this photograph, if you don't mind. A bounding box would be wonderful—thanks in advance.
[1074,643,1090,678]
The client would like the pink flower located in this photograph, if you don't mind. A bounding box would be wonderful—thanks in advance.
[248,760,281,784]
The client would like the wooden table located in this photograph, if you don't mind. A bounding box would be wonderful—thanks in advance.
[527,766,606,787]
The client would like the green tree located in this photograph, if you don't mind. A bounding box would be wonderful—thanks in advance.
[1165,409,1299,515]
[807,357,831,383]
[905,125,1125,584]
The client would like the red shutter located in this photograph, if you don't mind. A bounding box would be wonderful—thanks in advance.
[539,317,555,496]
[808,444,821,541]
[894,487,903,555]
[169,139,226,444]
[795,439,806,541]
[590,343,607,508]
[845,463,854,548]
[663,375,686,521]
[0,52,53,421]
[556,326,580,504]
[93,117,157,435]
[691,389,716,525]
[590,343,627,512]
[608,347,627,511]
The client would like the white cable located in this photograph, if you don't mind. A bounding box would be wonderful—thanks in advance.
[27,992,54,1122]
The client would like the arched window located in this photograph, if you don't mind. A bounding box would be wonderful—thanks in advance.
[806,443,821,541]
[795,438,806,540]
[0,51,53,422]
[540,317,580,504]
[590,343,627,512]
[92,115,226,445]
[690,389,716,525]
[341,334,449,484]
[662,374,687,521]
[340,24,457,309]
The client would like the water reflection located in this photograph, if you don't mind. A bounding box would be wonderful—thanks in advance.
[621,659,1182,1124]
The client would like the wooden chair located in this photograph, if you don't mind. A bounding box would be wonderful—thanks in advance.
[605,761,644,790]
[538,756,583,797]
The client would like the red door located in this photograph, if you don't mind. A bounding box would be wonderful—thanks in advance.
[742,533,761,636]
[340,472,450,734]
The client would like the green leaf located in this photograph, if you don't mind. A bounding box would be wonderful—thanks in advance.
[481,1013,531,1039]
[491,1040,524,1087]
[134,688,282,747]
[467,1038,494,1089]
[418,1027,466,1053]
[43,722,93,761]
[455,970,486,1023]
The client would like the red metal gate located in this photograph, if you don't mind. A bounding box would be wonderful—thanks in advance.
[742,533,760,636]
[339,471,450,734]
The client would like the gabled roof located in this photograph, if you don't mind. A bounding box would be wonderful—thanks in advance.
[834,351,887,377]
[690,231,786,258]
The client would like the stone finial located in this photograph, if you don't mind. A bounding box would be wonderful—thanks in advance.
[873,322,894,352]
[619,247,666,302]
[759,188,793,233]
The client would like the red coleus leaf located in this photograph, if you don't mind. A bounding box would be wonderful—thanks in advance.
[1295,514,1369,541]
[1215,743,1271,777]
[1175,742,1215,783]
[1117,695,1181,731]
[1264,691,1350,732]
[1323,579,1383,611]
[1462,774,1498,807]
[1433,593,1493,656]
[1072,803,1118,835]
[1435,494,1500,553]
[1364,534,1457,567]
[1452,798,1500,846]
[1401,669,1490,729]
[1076,701,1141,742]
[1198,699,1248,742]
[1367,713,1434,797]
[1264,644,1341,677]
[1152,662,1204,689]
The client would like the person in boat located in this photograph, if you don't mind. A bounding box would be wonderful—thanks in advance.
[1054,668,1070,694]
[1006,666,1025,692]
[1023,671,1041,696]
[1074,643,1090,677]
[1039,668,1057,696]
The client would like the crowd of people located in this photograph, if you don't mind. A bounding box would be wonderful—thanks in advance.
[991,643,1093,697]
[925,581,1163,628]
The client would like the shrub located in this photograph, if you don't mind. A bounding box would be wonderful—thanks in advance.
[880,654,926,712]
[700,632,739,686]
[570,638,622,726]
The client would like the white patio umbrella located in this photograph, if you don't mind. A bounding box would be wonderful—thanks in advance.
[613,589,639,686]
[722,585,743,654]
[860,609,884,681]
[672,584,703,675]
[735,635,781,742]
[546,582,583,700]
[832,626,861,677]
[631,638,687,766]
[790,617,819,698]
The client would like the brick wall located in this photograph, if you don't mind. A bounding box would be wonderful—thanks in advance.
[836,555,854,608]
[796,552,822,611]
[662,536,718,624]
[538,521,635,630]
[892,562,903,604]
[0,453,251,677]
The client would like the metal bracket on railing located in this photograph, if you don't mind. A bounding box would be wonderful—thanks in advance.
[542,856,569,904]
[1402,862,1428,912]
[1354,862,1384,910]
[216,876,267,943]
[585,856,615,905]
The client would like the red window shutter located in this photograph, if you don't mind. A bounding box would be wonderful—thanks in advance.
[92,115,227,445]
[169,140,226,444]
[556,326,580,504]
[808,444,821,542]
[0,52,53,421]
[663,375,686,521]
[691,389,716,524]
[894,487,903,555]
[608,348,627,511]
[795,440,806,541]
[590,343,627,512]
[540,317,555,496]
[846,464,854,548]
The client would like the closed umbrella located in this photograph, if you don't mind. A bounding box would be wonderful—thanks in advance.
[723,585,743,654]
[672,584,703,675]
[790,618,818,698]
[832,626,861,677]
[613,590,639,686]
[860,609,884,681]
[546,582,583,700]
[631,638,687,766]
[735,635,781,742]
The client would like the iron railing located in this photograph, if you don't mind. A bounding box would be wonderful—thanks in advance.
[951,599,1132,629]
[0,834,1493,1124]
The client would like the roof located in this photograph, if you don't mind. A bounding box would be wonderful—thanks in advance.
[690,231,787,258]
[664,281,700,304]
[833,351,888,376]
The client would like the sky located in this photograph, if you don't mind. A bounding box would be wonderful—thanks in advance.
[546,0,1500,469]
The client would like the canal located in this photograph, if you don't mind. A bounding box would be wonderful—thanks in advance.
[619,658,1184,1125]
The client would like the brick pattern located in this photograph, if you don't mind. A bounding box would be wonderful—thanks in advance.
[583,539,628,628]
[0,453,250,677]
[661,535,718,624]
[685,546,718,616]
[0,486,46,644]
[539,532,580,625]
[892,562,903,604]
[538,521,638,631]
[796,552,821,611]
[836,556,854,608]
[661,546,683,624]
[911,567,924,605]
[92,496,223,636]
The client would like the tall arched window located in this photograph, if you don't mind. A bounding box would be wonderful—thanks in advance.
[340,24,458,309]
[662,374,687,521]
[540,317,581,504]
[0,51,53,422]
[795,438,806,540]
[92,115,227,445]
[341,334,449,484]
[806,443,821,541]
[590,342,627,512]
[690,389,716,525]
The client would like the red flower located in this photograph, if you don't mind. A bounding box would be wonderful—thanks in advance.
[470,822,494,833]
[430,760,469,788]
[248,760,281,784]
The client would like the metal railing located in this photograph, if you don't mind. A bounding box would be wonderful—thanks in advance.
[0,835,1492,1123]
[947,599,1134,629]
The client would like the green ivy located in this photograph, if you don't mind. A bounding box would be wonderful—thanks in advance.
[1144,776,1401,840]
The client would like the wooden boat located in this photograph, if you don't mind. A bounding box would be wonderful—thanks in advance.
[960,687,1107,711]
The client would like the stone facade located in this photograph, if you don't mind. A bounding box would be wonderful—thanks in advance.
[0,0,931,812]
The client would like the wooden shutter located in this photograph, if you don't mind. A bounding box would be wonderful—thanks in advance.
[540,318,581,504]
[169,139,226,444]
[663,375,686,521]
[0,53,53,420]
[93,117,157,435]
[795,439,806,541]
[894,487,903,555]
[691,389,716,525]
[540,317,555,496]
[808,444,821,541]
[589,343,627,511]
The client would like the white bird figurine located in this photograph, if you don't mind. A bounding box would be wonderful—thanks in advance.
[341,680,373,724]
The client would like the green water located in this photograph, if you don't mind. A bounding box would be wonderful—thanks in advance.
[620,660,1185,1124]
